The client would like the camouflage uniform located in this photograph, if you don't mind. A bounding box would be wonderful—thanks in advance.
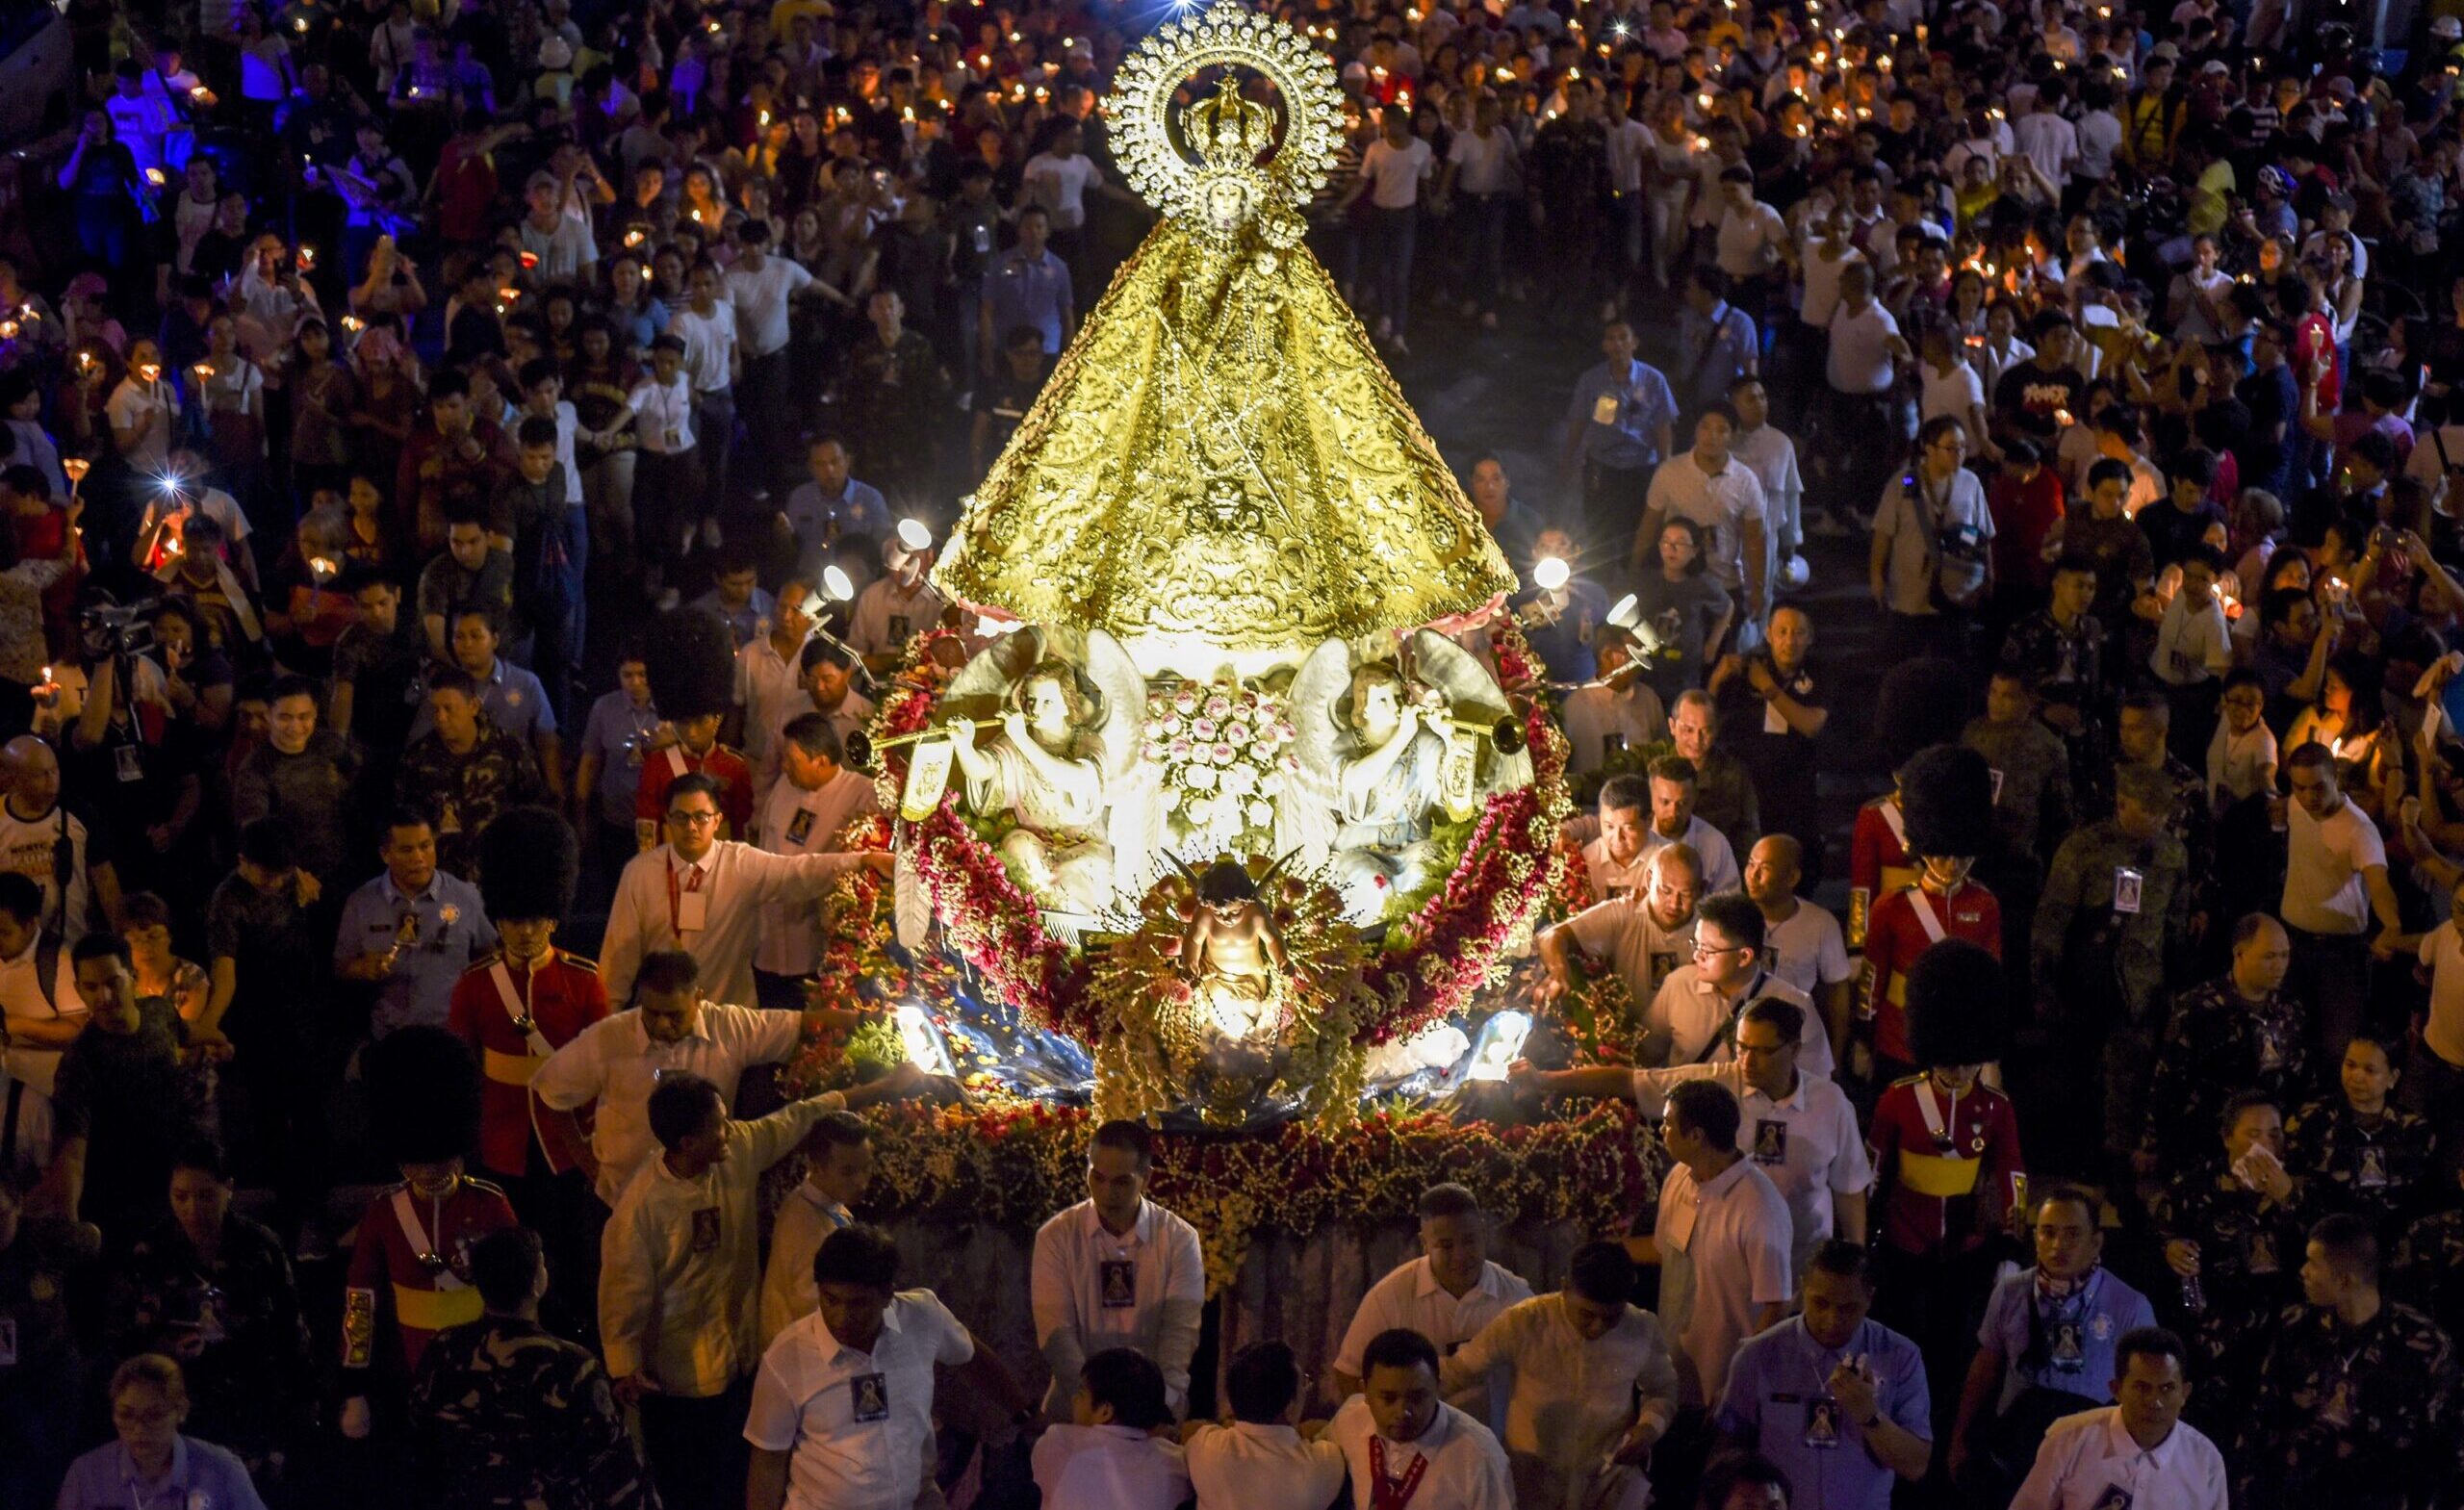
[2391,1207,2464,1344]
[2032,818,2188,1157]
[2001,609,2110,798]
[2285,1099,2440,1243]
[2149,1165,2313,1434]
[2240,1298,2460,1510]
[394,722,549,879]
[408,1316,659,1510]
[2138,978,2314,1174]
[1961,714,2074,868]
[105,1212,314,1474]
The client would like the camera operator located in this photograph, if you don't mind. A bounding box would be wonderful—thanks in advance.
[63,609,205,907]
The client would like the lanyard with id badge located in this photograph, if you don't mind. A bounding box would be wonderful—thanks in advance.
[850,1370,890,1422]
[1099,1255,1137,1309]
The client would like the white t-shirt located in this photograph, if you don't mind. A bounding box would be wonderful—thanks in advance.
[1827,300,1901,395]
[1448,127,1520,195]
[743,1291,973,1510]
[1185,1422,1345,1510]
[726,256,817,358]
[1603,117,1652,194]
[1359,137,1434,209]
[1920,359,1987,427]
[1022,152,1099,230]
[2418,923,2464,1068]
[2013,108,2080,185]
[669,303,739,395]
[2074,108,2124,180]
[2280,797,2386,936]
[1715,200,1789,279]
[1797,243,1864,329]
[2148,593,2232,686]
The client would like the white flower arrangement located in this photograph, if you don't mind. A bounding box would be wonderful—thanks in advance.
[1142,673,1294,850]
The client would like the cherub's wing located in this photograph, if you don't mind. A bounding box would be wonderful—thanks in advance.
[1276,638,1352,863]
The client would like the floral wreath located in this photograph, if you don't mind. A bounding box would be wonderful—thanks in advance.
[862,620,1574,1057]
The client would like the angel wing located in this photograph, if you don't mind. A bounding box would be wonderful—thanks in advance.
[1084,628,1160,894]
[1084,630,1145,781]
[943,627,1049,724]
[1409,628,1533,794]
[1277,638,1353,867]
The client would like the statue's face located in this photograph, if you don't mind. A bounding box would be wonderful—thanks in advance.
[1358,680,1401,737]
[1025,678,1072,736]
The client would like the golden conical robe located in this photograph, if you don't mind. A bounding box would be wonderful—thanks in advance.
[935,218,1513,654]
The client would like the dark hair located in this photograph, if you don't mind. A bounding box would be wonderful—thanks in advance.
[1696,893,1765,953]
[811,1223,902,1290]
[1417,1183,1479,1222]
[237,818,296,872]
[2115,1325,2189,1374]
[119,892,174,932]
[1668,1080,1742,1146]
[2034,1183,2098,1227]
[517,416,559,449]
[1225,1340,1302,1424]
[1080,1348,1170,1430]
[471,1226,545,1311]
[1655,515,1711,576]
[2087,457,2133,493]
[1740,994,1806,1046]
[1091,1118,1155,1166]
[267,673,320,710]
[1567,1240,1634,1306]
[1599,773,1650,815]
[70,931,132,970]
[1806,1238,1875,1287]
[781,712,845,764]
[425,666,480,702]
[634,949,700,995]
[645,1072,723,1149]
[2310,1212,2379,1284]
[800,636,855,675]
[801,1108,872,1160]
[1695,1451,1794,1510]
[1648,754,1699,788]
[168,1139,229,1181]
[1359,1327,1441,1379]
[664,772,725,811]
[2219,1088,2283,1137]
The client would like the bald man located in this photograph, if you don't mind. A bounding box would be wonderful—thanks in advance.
[1744,835,1856,1068]
[0,736,116,946]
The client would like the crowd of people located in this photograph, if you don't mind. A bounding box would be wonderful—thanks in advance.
[3,0,2464,1504]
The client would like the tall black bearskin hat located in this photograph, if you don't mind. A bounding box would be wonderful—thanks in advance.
[1904,939,2006,1068]
[368,1025,483,1168]
[478,806,579,924]
[642,606,738,723]
[1899,744,1995,859]
[1874,656,1972,770]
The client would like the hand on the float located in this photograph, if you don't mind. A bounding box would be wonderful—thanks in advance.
[340,1395,372,1439]
[2165,1240,2201,1278]
[862,850,895,875]
[295,872,322,907]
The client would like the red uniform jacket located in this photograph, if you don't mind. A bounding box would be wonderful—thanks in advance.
[634,741,756,836]
[343,1176,518,1376]
[1847,797,1917,946]
[446,949,608,1179]
[1863,880,2002,1064]
[1869,1074,2024,1257]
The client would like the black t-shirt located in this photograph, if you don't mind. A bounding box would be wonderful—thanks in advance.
[1993,361,2086,441]
[2139,499,2228,571]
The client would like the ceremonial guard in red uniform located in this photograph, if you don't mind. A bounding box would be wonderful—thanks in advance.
[1847,774,1915,950]
[339,1025,518,1443]
[632,611,757,844]
[1863,746,2003,1083]
[1867,938,2025,1447]
[448,805,606,1328]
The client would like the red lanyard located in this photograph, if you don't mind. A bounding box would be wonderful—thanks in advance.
[666,861,705,935]
[1368,1438,1429,1510]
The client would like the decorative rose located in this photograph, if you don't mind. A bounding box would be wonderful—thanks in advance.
[1224,720,1252,747]
[1245,799,1274,829]
[1280,752,1300,772]
[1193,717,1218,741]
[1204,695,1232,721]
[1142,718,1164,740]
[1219,764,1255,798]
[1169,738,1193,758]
[1276,721,1296,742]
[1212,743,1236,765]
[1185,764,1218,792]
[1185,794,1217,827]
[1173,690,1197,715]
[1141,742,1164,762]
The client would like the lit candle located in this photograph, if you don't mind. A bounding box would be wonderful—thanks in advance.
[144,167,166,187]
[341,315,365,333]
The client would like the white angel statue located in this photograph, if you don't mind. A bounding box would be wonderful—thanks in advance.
[947,629,1148,914]
[1284,631,1533,923]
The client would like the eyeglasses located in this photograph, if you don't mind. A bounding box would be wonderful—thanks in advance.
[1692,937,1749,959]
[666,809,722,827]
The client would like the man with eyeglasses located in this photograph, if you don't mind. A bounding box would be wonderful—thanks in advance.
[1517,993,1866,1277]
[1870,415,1996,664]
[596,773,893,1010]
